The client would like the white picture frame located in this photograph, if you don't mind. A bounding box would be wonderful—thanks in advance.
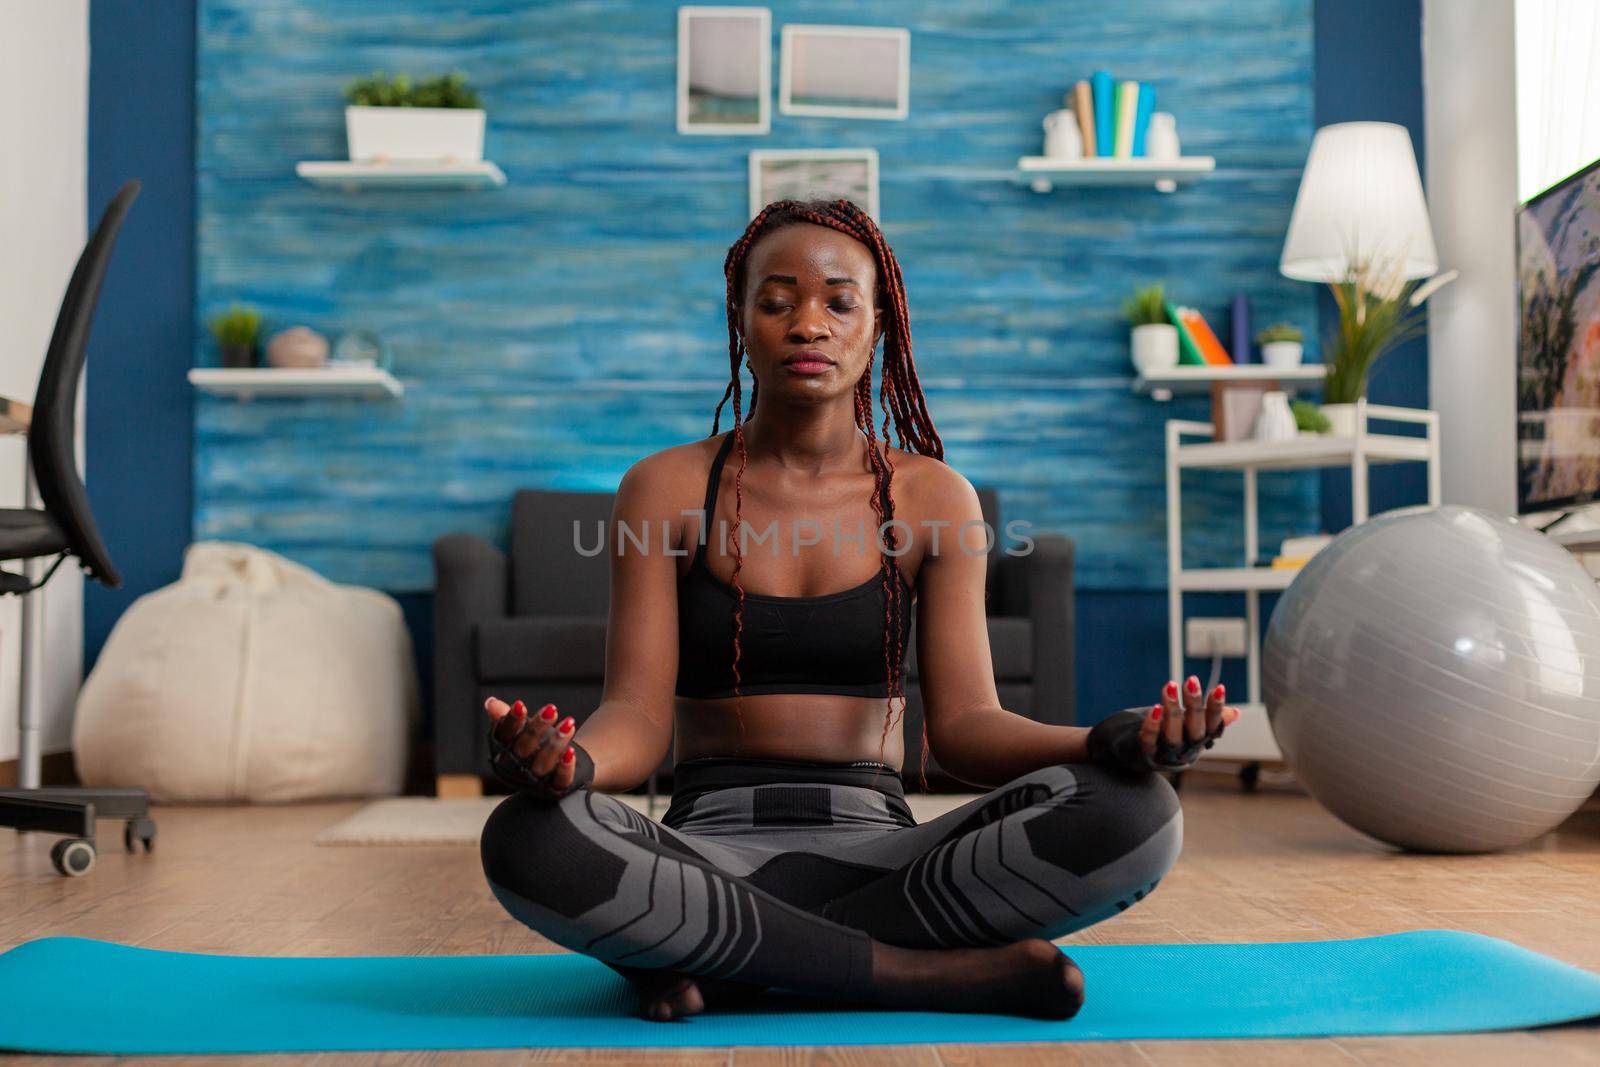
[677,6,772,135]
[779,24,909,120]
[747,148,880,223]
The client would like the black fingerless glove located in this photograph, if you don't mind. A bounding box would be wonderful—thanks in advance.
[1087,708,1218,774]
[487,723,596,800]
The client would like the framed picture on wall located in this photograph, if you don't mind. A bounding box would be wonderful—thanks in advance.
[677,6,771,135]
[779,25,909,120]
[748,148,880,222]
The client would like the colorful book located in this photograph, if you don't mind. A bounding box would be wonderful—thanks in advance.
[1073,81,1096,160]
[1180,307,1234,365]
[1164,300,1207,366]
[1132,81,1155,156]
[1114,80,1138,157]
[1091,69,1114,156]
[1231,291,1253,363]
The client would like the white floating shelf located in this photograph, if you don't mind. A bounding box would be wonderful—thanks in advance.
[1016,155,1215,193]
[1135,363,1326,400]
[188,366,403,401]
[1177,431,1434,472]
[295,160,507,190]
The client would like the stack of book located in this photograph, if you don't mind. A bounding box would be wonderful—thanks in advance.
[1270,534,1334,569]
[1164,299,1232,366]
[1069,70,1155,157]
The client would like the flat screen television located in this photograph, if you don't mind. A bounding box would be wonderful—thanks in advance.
[1517,155,1600,515]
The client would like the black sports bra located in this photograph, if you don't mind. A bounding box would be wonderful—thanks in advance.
[675,430,913,699]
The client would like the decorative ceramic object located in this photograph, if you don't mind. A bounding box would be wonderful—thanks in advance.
[1262,340,1304,368]
[333,329,393,372]
[1251,390,1298,442]
[1042,109,1083,159]
[1146,112,1180,160]
[345,106,486,163]
[267,326,330,369]
[1130,323,1179,376]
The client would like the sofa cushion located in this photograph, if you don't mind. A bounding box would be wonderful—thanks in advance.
[906,616,1032,682]
[477,615,608,681]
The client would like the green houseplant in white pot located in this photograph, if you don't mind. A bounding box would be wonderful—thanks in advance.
[1320,252,1454,435]
[1125,283,1178,377]
[343,71,485,163]
[1256,322,1304,368]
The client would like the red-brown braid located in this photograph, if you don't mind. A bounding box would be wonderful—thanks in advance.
[716,198,945,787]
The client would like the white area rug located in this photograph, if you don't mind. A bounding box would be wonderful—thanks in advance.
[314,793,981,845]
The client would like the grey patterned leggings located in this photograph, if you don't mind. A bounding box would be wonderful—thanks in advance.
[479,752,1182,1001]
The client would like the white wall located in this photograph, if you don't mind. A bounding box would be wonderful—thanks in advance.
[0,0,88,766]
[1421,0,1520,516]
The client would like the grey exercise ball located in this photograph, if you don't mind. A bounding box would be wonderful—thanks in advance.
[1263,504,1600,853]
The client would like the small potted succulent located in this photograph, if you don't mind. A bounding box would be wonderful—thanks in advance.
[1256,323,1304,368]
[1292,398,1331,435]
[209,303,262,368]
[1125,283,1178,376]
[343,71,485,163]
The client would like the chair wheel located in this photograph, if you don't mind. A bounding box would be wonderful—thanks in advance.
[1240,761,1261,793]
[124,818,156,853]
[51,838,96,877]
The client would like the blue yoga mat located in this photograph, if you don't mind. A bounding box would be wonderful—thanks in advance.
[3,930,1599,1054]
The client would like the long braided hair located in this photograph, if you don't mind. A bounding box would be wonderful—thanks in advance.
[711,197,945,786]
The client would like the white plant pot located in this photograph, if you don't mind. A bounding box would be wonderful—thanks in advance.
[1261,340,1303,368]
[1321,402,1359,436]
[345,106,486,163]
[1130,323,1179,376]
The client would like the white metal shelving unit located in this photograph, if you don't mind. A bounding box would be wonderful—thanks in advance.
[1165,397,1441,762]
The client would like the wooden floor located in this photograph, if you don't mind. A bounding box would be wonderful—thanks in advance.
[4,771,1600,1066]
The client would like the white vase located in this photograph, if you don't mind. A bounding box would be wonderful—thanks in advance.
[345,106,486,163]
[1042,109,1083,159]
[1321,402,1360,436]
[1130,323,1179,376]
[1252,390,1298,442]
[1261,340,1303,368]
[1146,112,1180,160]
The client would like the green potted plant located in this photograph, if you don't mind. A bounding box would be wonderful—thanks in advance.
[1255,322,1304,368]
[1320,251,1455,434]
[209,304,262,369]
[1124,283,1177,376]
[342,70,485,163]
[1292,398,1330,435]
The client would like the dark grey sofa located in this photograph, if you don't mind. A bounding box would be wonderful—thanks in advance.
[432,486,1075,796]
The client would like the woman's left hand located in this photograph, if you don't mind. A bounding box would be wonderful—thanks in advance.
[1140,676,1242,766]
[1088,676,1242,774]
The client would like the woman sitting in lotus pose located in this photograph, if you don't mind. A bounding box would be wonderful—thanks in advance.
[478,197,1236,1022]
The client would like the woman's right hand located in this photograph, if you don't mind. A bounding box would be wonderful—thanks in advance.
[485,696,589,798]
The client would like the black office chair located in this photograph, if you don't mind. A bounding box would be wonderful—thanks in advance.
[0,180,155,877]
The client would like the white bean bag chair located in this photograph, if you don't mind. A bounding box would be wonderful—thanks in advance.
[74,540,419,803]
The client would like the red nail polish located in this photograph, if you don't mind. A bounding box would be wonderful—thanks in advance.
[540,704,558,722]
[562,746,575,764]
[1164,681,1178,699]
[511,700,525,715]
[1186,677,1200,694]
[558,716,575,733]
[1213,684,1226,700]
[1152,705,1164,721]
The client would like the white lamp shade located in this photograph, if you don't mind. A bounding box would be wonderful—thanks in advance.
[1279,121,1438,282]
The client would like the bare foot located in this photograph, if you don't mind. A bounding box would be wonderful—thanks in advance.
[604,961,768,1021]
[870,938,1086,1019]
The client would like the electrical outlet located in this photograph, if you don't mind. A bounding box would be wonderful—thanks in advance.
[1185,617,1248,658]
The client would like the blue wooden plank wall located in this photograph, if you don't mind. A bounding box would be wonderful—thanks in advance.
[195,0,1318,594]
